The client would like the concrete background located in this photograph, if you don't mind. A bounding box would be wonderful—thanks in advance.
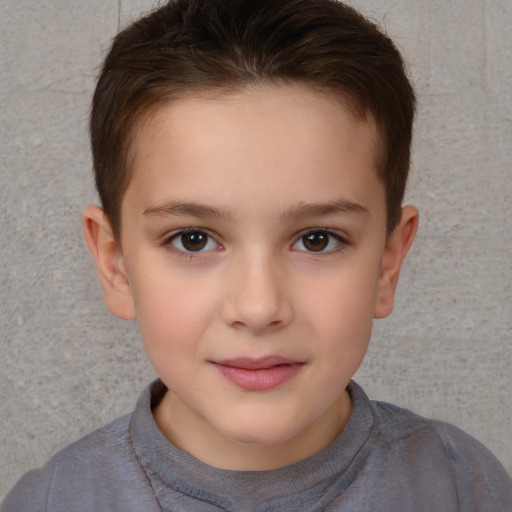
[1,0,511,499]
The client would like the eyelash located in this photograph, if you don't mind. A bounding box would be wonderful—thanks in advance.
[291,228,349,255]
[161,228,221,258]
[161,227,349,257]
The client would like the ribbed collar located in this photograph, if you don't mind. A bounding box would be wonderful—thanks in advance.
[130,380,375,511]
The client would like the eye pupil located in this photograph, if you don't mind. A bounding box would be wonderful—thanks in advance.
[181,231,208,251]
[303,232,328,251]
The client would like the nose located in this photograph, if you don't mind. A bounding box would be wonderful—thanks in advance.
[221,251,293,335]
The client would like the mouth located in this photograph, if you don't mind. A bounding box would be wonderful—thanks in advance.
[211,356,304,391]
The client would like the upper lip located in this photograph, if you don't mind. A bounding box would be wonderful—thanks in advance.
[213,356,302,370]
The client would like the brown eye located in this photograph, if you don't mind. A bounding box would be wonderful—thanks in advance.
[180,231,207,251]
[170,230,218,252]
[292,229,346,253]
[302,232,329,252]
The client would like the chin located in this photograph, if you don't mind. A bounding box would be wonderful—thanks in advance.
[219,419,302,447]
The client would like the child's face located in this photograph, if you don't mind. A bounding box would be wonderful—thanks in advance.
[85,84,416,469]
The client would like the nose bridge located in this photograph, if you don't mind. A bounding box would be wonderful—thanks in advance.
[222,246,292,333]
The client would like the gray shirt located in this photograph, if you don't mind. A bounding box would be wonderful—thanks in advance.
[2,380,512,511]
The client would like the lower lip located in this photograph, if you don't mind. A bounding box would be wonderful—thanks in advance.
[213,363,303,391]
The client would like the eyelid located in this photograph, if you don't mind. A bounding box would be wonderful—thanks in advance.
[291,228,350,253]
[159,227,349,256]
[161,227,222,255]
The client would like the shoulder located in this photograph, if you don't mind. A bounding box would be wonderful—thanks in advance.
[371,398,499,466]
[369,398,512,509]
[1,413,156,512]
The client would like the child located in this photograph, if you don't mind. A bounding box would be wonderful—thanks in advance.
[2,0,511,510]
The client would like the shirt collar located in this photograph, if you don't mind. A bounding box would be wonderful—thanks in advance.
[129,379,375,510]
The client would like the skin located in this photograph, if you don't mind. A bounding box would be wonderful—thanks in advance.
[83,84,418,471]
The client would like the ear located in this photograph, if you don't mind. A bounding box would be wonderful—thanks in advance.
[82,205,136,320]
[373,205,419,319]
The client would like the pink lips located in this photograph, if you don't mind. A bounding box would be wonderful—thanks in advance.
[212,356,303,391]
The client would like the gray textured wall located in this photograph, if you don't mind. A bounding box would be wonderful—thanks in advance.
[1,0,511,499]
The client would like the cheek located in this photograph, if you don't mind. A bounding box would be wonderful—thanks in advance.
[131,272,219,359]
[299,262,380,352]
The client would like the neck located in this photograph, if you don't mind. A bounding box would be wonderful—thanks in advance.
[153,389,352,471]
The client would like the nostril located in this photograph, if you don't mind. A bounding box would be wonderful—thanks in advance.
[231,320,245,330]
[228,318,284,333]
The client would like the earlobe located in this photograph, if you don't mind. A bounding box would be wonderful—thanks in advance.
[82,205,136,320]
[373,205,419,319]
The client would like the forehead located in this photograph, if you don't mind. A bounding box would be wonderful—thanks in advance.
[134,84,379,163]
[124,84,384,220]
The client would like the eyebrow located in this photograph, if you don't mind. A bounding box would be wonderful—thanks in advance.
[281,199,369,221]
[143,200,233,220]
[143,198,369,222]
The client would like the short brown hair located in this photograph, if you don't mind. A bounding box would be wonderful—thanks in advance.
[90,0,415,239]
